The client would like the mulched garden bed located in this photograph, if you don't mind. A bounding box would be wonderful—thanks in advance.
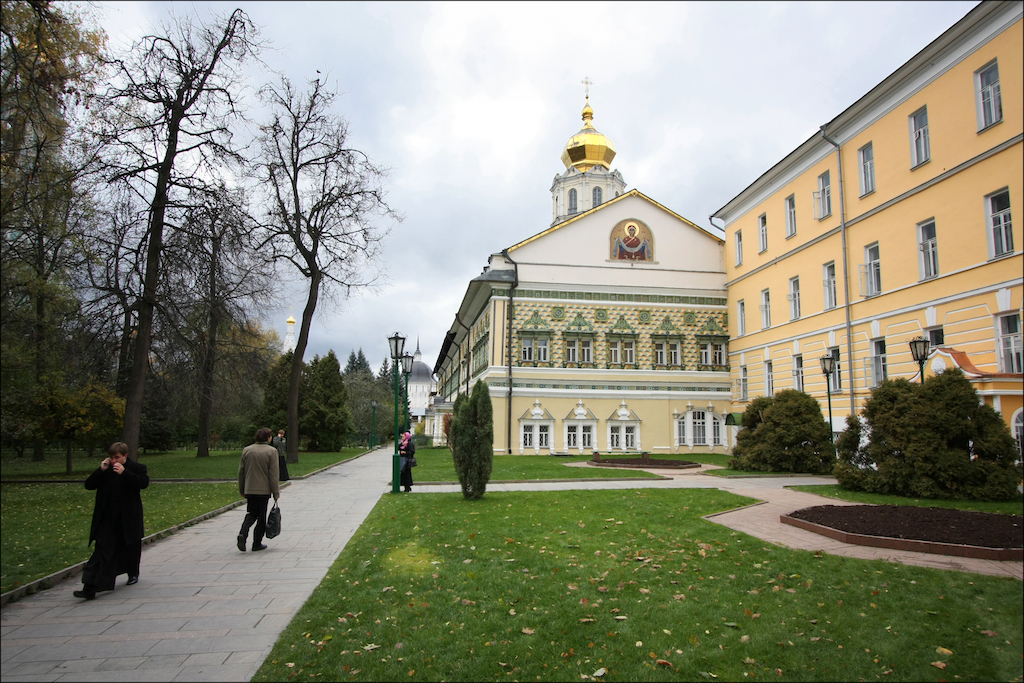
[788,504,1023,549]
[590,457,701,469]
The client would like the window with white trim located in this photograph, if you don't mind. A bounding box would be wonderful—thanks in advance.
[654,341,665,366]
[566,339,577,363]
[823,261,837,309]
[858,142,875,195]
[609,425,621,449]
[1013,412,1022,462]
[735,230,743,266]
[692,410,707,445]
[536,338,549,362]
[593,186,603,208]
[871,339,887,387]
[828,347,842,392]
[568,188,578,214]
[760,289,771,329]
[861,242,881,297]
[622,340,635,364]
[765,361,774,396]
[758,214,768,253]
[999,313,1022,374]
[624,426,636,449]
[737,300,746,336]
[814,171,832,219]
[538,424,549,448]
[712,414,722,446]
[522,424,534,448]
[566,424,577,449]
[581,424,593,449]
[928,327,945,348]
[608,340,620,364]
[910,107,930,167]
[789,276,801,320]
[975,61,1002,130]
[919,219,938,279]
[699,341,726,366]
[521,338,534,362]
[740,366,748,401]
[669,341,680,366]
[988,189,1013,257]
[675,415,686,446]
[794,355,804,392]
[785,195,797,237]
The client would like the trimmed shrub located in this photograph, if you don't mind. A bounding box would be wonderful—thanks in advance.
[835,368,1022,500]
[729,389,834,474]
[450,381,494,499]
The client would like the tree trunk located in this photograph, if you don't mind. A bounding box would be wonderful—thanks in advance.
[121,108,182,461]
[32,230,47,462]
[196,232,221,458]
[287,271,321,464]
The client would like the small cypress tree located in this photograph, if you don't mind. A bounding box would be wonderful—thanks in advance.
[450,381,494,499]
[729,390,834,473]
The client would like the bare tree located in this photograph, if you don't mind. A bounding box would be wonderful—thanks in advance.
[96,8,260,458]
[256,75,398,462]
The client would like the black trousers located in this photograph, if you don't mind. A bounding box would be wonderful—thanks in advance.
[400,463,413,489]
[240,495,271,545]
[82,526,141,592]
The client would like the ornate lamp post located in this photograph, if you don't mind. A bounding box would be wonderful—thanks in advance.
[402,353,414,433]
[908,336,930,383]
[819,354,836,445]
[370,399,377,448]
[388,332,406,493]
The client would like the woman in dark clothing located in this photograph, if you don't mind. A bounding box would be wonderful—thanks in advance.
[74,442,149,600]
[399,431,415,493]
[272,429,290,481]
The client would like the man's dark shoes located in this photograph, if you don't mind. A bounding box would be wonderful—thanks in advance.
[252,543,268,551]
[73,589,96,600]
[126,575,139,586]
[237,534,246,552]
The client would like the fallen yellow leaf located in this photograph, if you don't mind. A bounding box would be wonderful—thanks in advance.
[936,646,953,655]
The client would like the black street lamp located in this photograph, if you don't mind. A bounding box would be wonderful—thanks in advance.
[402,353,414,434]
[388,332,406,493]
[370,399,378,448]
[819,354,836,445]
[909,336,930,383]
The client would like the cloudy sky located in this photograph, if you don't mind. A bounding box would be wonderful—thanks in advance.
[90,1,978,373]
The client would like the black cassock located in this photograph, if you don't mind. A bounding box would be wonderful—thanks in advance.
[81,460,149,591]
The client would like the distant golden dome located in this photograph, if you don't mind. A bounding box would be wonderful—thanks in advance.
[561,97,616,172]
[286,315,296,324]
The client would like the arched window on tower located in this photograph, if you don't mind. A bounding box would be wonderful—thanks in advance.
[593,187,603,207]
[568,189,578,214]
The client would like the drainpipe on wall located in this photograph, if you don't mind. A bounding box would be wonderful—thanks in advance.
[820,125,857,424]
[501,248,519,455]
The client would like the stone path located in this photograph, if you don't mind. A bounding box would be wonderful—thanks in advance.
[2,451,1020,681]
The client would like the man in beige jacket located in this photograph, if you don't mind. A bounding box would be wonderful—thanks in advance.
[237,428,280,552]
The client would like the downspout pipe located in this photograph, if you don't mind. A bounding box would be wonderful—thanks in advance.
[820,125,857,425]
[501,248,519,455]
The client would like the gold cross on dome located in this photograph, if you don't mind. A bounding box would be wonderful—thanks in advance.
[581,76,593,99]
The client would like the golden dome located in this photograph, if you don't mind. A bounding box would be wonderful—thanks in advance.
[286,315,296,324]
[561,97,616,172]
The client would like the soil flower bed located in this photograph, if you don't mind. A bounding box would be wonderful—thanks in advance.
[788,504,1023,549]
[590,455,701,469]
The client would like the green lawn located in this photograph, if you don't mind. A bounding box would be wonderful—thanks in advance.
[252,488,1023,682]
[788,485,1024,517]
[408,448,659,482]
[0,482,239,594]
[0,448,366,480]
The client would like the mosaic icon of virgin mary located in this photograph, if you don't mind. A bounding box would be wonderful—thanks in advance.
[611,220,653,261]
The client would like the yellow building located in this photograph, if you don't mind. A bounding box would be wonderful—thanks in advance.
[712,1,1023,445]
[433,100,732,455]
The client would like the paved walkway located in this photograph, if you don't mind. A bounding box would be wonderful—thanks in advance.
[2,451,1020,682]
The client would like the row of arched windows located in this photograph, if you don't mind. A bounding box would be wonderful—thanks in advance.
[567,187,604,215]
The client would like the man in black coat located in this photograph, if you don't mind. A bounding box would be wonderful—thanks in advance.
[74,442,150,600]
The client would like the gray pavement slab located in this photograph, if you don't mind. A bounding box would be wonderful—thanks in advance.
[2,448,1020,682]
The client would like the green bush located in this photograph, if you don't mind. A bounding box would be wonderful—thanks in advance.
[450,380,494,499]
[728,389,834,474]
[834,368,1022,500]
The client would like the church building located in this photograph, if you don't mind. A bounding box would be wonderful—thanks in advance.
[433,96,732,454]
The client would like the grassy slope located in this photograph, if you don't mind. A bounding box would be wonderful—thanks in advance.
[253,488,1023,682]
[0,482,238,593]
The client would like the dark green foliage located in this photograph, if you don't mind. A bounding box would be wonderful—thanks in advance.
[729,389,834,473]
[253,351,296,434]
[302,350,353,452]
[344,348,372,376]
[835,368,1022,500]
[450,381,494,499]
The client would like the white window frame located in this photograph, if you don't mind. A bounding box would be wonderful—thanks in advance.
[858,142,875,196]
[823,262,837,310]
[758,214,768,253]
[521,338,534,362]
[760,289,771,329]
[860,242,881,297]
[975,60,1002,131]
[928,327,945,348]
[593,186,603,207]
[624,425,636,450]
[566,339,578,363]
[789,276,801,320]
[910,106,930,168]
[737,300,746,336]
[568,188,578,214]
[735,230,743,266]
[918,219,938,280]
[828,347,842,392]
[668,341,680,366]
[536,338,549,362]
[608,340,620,364]
[566,424,578,449]
[522,424,534,449]
[765,360,774,397]
[622,340,635,365]
[609,425,621,450]
[794,355,804,392]
[785,194,797,237]
[654,341,665,366]
[870,339,887,388]
[740,366,748,401]
[675,415,686,449]
[692,410,707,446]
[581,424,593,450]
[580,339,592,363]
[713,342,725,366]
[538,424,549,449]
[999,313,1022,374]
[699,342,711,366]
[987,188,1013,258]
[814,171,832,220]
